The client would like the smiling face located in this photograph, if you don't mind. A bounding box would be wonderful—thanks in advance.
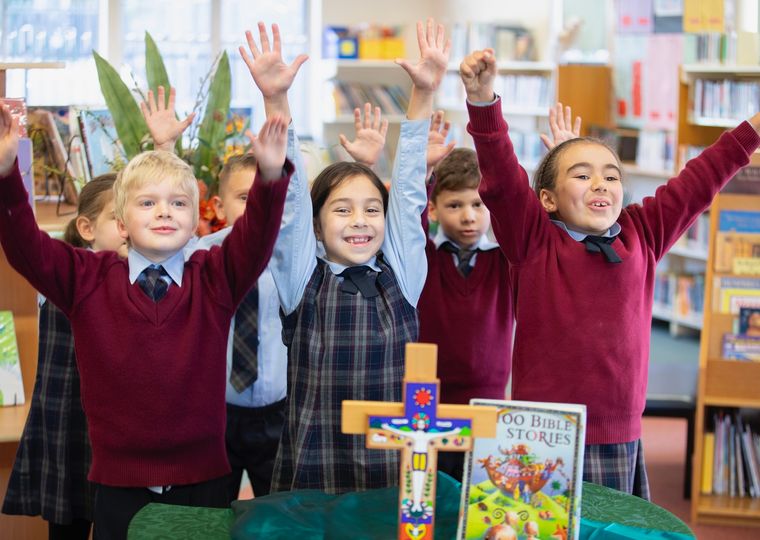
[429,188,490,249]
[117,180,197,262]
[539,142,623,236]
[314,174,386,267]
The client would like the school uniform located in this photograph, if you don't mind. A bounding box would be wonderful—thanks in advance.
[0,160,292,538]
[269,120,429,494]
[467,97,760,498]
[3,299,94,534]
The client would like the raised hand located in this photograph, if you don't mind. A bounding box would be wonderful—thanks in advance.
[540,102,582,150]
[339,103,389,167]
[239,22,308,120]
[459,48,497,103]
[0,105,20,178]
[426,110,455,176]
[248,115,288,181]
[140,86,195,151]
[396,18,450,93]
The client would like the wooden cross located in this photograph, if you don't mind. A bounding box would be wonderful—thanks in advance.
[342,343,497,540]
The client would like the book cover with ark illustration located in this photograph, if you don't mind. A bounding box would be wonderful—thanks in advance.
[458,400,586,540]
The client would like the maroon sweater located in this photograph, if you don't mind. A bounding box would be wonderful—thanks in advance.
[468,99,759,444]
[418,182,513,405]
[0,161,291,487]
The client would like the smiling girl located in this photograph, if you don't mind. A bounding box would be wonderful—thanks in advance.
[460,47,760,499]
[267,19,450,494]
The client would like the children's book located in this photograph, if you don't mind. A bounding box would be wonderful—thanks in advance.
[458,400,586,540]
[739,307,760,336]
[722,334,760,362]
[715,210,760,275]
[79,108,123,178]
[0,311,25,407]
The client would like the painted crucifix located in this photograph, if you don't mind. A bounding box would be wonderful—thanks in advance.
[342,343,497,540]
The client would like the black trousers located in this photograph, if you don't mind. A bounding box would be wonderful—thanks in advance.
[224,398,286,501]
[92,475,228,540]
[48,518,92,540]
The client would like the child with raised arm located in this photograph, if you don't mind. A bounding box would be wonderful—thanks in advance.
[2,174,124,540]
[0,102,292,537]
[459,48,760,498]
[239,19,449,494]
[417,109,579,482]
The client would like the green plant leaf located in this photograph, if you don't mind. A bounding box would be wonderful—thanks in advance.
[194,51,231,191]
[144,32,183,154]
[145,32,171,98]
[93,50,148,159]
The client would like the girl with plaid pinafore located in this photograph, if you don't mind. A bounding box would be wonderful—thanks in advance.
[2,174,124,539]
[268,19,448,494]
[269,118,431,494]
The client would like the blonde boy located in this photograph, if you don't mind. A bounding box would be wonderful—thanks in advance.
[0,104,292,537]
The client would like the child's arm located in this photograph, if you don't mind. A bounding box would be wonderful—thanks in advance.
[381,18,449,306]
[140,86,195,151]
[211,116,292,305]
[339,103,389,167]
[240,22,313,314]
[540,102,581,150]
[634,112,760,260]
[461,48,550,264]
[0,106,98,313]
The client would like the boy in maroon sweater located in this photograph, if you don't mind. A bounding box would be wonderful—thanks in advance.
[459,47,760,499]
[0,104,292,537]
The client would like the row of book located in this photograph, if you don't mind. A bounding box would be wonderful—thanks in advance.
[653,273,705,318]
[692,78,760,122]
[438,73,553,112]
[328,81,410,117]
[702,410,760,498]
[450,22,536,63]
[635,130,676,173]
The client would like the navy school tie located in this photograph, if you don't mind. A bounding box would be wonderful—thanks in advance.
[137,265,170,301]
[440,241,477,277]
[230,287,259,393]
[338,266,379,298]
[583,235,622,263]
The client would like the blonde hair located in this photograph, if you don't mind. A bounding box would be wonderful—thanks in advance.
[114,150,199,226]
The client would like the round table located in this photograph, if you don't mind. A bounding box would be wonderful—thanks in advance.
[128,476,694,539]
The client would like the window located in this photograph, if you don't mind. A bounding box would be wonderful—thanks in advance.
[2,0,313,134]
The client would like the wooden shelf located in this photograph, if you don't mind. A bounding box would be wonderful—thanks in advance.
[694,494,760,524]
[0,403,31,443]
[447,60,556,73]
[692,192,760,527]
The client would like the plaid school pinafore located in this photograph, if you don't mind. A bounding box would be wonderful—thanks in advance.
[271,257,418,494]
[3,301,94,524]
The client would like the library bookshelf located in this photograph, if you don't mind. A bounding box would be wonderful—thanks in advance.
[691,193,760,528]
[0,200,74,538]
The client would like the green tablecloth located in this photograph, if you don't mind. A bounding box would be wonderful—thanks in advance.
[128,477,694,539]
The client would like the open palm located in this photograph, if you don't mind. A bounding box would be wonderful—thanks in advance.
[0,105,19,177]
[239,22,308,99]
[396,19,450,92]
[140,86,194,150]
[339,103,388,166]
